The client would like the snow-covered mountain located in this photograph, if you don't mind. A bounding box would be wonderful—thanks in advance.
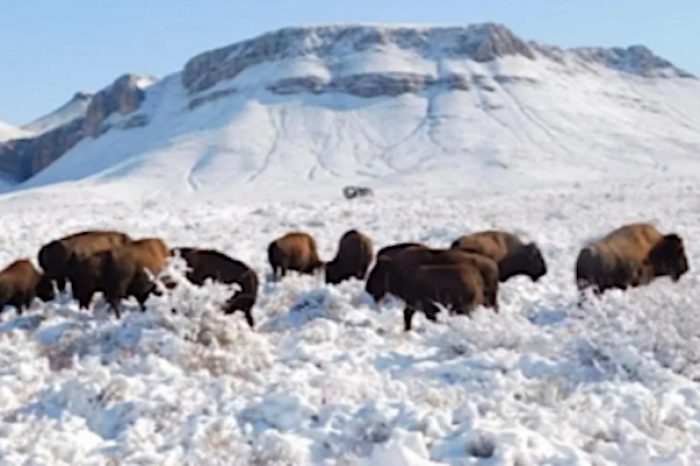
[0,23,699,200]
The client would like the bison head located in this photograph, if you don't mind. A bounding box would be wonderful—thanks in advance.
[524,243,547,282]
[648,234,689,281]
[365,257,393,304]
[35,274,56,302]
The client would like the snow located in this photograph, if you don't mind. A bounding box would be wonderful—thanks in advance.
[0,120,29,142]
[1,171,700,465]
[21,94,91,136]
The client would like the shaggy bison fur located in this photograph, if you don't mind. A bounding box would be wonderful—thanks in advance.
[0,260,55,315]
[451,230,547,282]
[365,246,499,330]
[172,247,259,327]
[575,223,689,301]
[66,237,169,318]
[38,230,132,293]
[268,232,323,280]
[325,229,374,285]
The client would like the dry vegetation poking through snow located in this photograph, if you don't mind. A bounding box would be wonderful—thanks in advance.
[1,175,700,465]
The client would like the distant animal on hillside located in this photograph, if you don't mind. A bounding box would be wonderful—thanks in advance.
[38,230,132,293]
[575,222,689,302]
[451,230,547,282]
[365,246,499,330]
[171,247,259,328]
[67,237,169,318]
[325,229,374,285]
[343,186,374,200]
[268,232,324,281]
[0,260,55,315]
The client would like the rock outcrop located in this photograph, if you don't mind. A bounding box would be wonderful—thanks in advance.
[182,23,536,95]
[83,74,147,137]
[0,74,150,182]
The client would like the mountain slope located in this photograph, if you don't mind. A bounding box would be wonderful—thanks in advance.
[21,92,93,136]
[2,23,700,201]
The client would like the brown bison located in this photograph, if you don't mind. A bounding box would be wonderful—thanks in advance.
[0,260,55,315]
[575,223,689,301]
[325,229,374,285]
[172,247,259,328]
[376,242,427,261]
[66,238,169,318]
[38,230,132,292]
[365,246,499,330]
[268,232,323,281]
[451,230,547,282]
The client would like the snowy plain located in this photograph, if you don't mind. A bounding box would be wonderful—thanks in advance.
[2,23,700,466]
[1,171,700,465]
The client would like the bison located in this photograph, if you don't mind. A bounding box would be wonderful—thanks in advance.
[171,247,259,328]
[365,246,499,330]
[575,223,689,301]
[268,232,324,281]
[325,229,374,285]
[38,230,132,293]
[66,237,169,318]
[0,260,55,315]
[451,230,547,282]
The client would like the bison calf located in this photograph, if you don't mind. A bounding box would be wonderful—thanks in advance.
[451,230,547,282]
[576,223,689,301]
[0,260,55,315]
[325,229,373,285]
[172,247,259,328]
[268,232,323,281]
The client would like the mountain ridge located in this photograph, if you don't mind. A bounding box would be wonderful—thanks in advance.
[0,22,698,197]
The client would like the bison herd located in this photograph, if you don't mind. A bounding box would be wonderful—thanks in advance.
[0,222,691,331]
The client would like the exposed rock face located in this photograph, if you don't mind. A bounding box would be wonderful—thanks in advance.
[84,74,146,137]
[182,23,535,95]
[0,74,149,182]
[0,117,86,180]
[532,43,694,78]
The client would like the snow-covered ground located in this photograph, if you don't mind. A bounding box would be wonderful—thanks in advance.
[1,172,699,465]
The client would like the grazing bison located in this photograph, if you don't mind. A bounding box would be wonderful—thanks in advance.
[365,246,499,330]
[451,230,547,282]
[0,260,55,315]
[38,230,132,292]
[268,232,323,280]
[325,229,374,285]
[172,247,259,328]
[575,223,689,301]
[66,238,169,318]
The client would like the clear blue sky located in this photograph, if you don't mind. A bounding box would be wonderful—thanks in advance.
[1,0,698,126]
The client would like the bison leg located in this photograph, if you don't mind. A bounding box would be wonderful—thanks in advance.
[403,306,416,331]
[224,294,256,328]
[55,276,67,293]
